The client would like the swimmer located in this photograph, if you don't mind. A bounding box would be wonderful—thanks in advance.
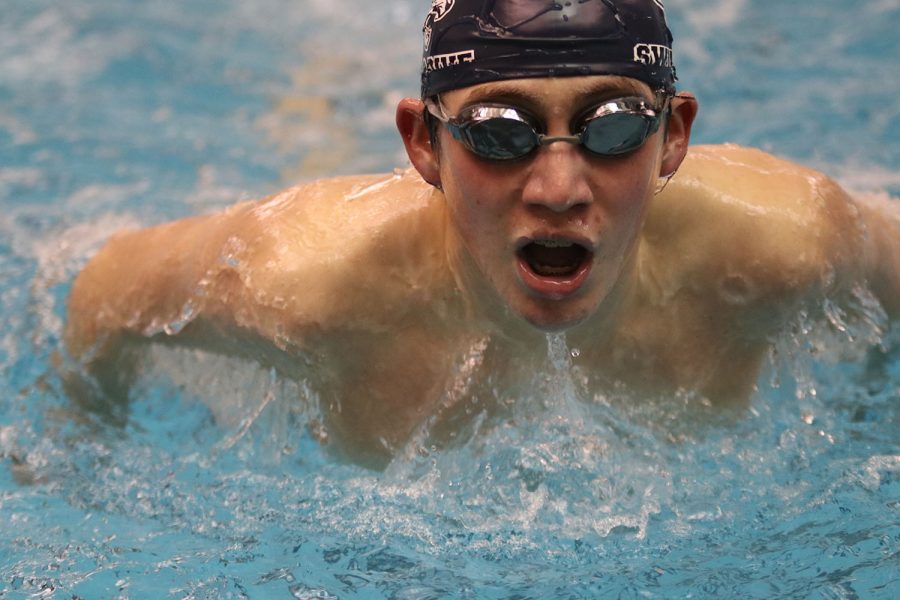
[64,0,899,466]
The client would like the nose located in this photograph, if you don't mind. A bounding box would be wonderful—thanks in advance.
[520,142,593,214]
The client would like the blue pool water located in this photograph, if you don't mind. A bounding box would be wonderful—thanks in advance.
[1,0,898,597]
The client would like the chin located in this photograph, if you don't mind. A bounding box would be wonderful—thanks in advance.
[515,299,594,333]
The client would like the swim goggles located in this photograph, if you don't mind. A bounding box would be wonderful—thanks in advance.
[424,96,665,161]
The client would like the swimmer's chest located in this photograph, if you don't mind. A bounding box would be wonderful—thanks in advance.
[316,292,768,454]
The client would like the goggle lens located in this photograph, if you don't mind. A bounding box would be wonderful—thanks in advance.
[581,112,655,156]
[459,118,539,161]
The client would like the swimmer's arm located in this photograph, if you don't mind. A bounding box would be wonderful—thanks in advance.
[62,208,226,401]
[65,206,253,359]
[65,195,324,378]
[792,175,899,322]
[853,193,900,319]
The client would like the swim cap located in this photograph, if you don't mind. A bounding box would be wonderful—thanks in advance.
[421,0,677,98]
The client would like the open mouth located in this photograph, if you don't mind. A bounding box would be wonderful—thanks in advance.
[519,240,591,278]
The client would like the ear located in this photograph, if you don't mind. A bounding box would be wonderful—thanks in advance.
[396,98,442,188]
[659,92,699,177]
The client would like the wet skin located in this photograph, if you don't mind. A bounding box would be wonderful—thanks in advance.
[65,76,899,467]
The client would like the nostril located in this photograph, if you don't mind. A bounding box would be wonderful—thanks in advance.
[523,186,592,213]
[525,194,591,212]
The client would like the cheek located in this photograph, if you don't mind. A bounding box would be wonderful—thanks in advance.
[606,190,653,254]
[597,150,660,219]
[441,152,514,230]
[450,197,505,260]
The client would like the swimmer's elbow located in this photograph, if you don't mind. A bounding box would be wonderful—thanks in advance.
[814,177,900,320]
[855,193,900,319]
[64,215,217,359]
[64,234,135,360]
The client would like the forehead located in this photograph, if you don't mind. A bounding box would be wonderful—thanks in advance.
[441,75,655,111]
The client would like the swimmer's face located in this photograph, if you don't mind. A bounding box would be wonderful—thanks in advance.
[399,76,695,331]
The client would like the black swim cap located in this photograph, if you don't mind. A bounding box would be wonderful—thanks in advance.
[421,0,677,98]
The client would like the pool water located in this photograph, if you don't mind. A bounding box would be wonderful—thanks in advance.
[1,0,898,598]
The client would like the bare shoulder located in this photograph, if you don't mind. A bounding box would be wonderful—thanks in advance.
[230,169,452,335]
[66,169,452,358]
[641,144,862,308]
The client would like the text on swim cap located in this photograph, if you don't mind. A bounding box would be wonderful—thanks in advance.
[633,44,673,68]
[425,50,476,72]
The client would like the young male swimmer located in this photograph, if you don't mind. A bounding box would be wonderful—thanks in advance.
[65,0,899,466]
